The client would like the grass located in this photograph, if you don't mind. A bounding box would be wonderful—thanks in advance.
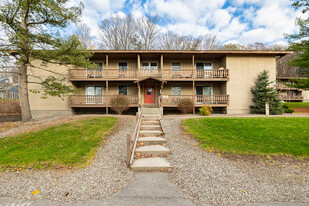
[183,117,309,157]
[283,102,309,108]
[0,117,117,169]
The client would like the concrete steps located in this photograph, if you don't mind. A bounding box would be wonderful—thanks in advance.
[131,157,172,171]
[141,120,160,125]
[135,145,170,155]
[140,125,162,130]
[138,137,167,145]
[130,108,172,172]
[139,130,163,136]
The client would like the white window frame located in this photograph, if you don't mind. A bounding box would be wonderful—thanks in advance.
[196,85,213,95]
[171,62,181,70]
[118,61,128,70]
[141,62,159,70]
[85,85,104,104]
[87,61,104,78]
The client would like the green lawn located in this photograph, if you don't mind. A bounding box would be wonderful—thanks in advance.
[0,117,117,169]
[183,117,309,157]
[283,102,309,108]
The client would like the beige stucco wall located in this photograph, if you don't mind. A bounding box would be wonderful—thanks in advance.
[226,55,276,114]
[27,60,74,118]
[108,59,137,70]
[303,90,309,102]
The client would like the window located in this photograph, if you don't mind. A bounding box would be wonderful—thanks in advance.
[94,62,103,69]
[142,62,158,70]
[171,86,181,95]
[172,62,181,70]
[147,87,153,95]
[86,86,103,95]
[196,62,212,70]
[142,62,149,70]
[196,63,213,78]
[87,62,103,78]
[150,62,157,70]
[118,62,127,70]
[196,86,212,95]
[119,85,128,95]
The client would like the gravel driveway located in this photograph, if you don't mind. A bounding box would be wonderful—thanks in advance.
[0,116,135,202]
[162,116,309,206]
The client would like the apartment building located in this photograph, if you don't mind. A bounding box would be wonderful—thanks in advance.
[28,50,292,118]
[276,77,309,102]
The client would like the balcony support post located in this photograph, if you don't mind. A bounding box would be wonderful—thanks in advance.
[137,82,141,106]
[106,55,109,77]
[106,80,109,114]
[192,80,195,114]
[160,54,163,77]
[137,54,140,78]
[192,55,195,78]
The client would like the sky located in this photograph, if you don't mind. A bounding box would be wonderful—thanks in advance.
[68,0,306,47]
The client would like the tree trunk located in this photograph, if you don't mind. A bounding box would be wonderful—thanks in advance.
[19,63,32,122]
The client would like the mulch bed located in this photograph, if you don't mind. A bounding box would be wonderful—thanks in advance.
[294,108,309,113]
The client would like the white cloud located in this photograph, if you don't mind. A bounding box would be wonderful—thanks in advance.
[237,0,306,44]
[0,0,305,48]
[145,0,226,23]
[166,23,210,36]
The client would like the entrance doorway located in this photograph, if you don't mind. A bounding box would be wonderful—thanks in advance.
[144,85,155,104]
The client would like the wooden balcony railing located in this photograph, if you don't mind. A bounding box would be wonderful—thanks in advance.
[161,95,229,106]
[69,69,229,80]
[279,95,303,101]
[70,95,139,106]
[276,84,300,90]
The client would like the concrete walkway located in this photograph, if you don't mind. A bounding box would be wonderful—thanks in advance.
[0,173,195,206]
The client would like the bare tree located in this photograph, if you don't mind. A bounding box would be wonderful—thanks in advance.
[220,43,242,50]
[98,15,137,50]
[199,34,219,50]
[158,32,200,50]
[266,44,288,51]
[246,42,266,50]
[277,53,300,77]
[136,15,160,50]
[76,23,93,49]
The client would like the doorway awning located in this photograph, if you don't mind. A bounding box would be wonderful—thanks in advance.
[134,77,167,84]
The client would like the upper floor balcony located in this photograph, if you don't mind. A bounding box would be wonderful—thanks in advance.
[68,68,229,81]
[276,83,302,91]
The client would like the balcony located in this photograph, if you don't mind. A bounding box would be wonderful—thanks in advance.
[68,69,229,81]
[161,95,229,107]
[276,83,301,90]
[69,95,139,107]
[279,95,303,101]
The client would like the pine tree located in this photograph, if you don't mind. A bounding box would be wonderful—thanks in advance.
[285,0,309,89]
[250,71,283,115]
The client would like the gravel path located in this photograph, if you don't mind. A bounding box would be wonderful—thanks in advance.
[0,116,135,202]
[162,116,309,206]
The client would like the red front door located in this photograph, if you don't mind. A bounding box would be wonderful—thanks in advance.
[145,85,155,104]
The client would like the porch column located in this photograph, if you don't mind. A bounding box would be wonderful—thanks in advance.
[160,54,164,77]
[106,55,109,77]
[192,55,195,79]
[106,80,109,114]
[160,82,164,116]
[137,82,141,106]
[193,80,195,114]
[137,54,140,78]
